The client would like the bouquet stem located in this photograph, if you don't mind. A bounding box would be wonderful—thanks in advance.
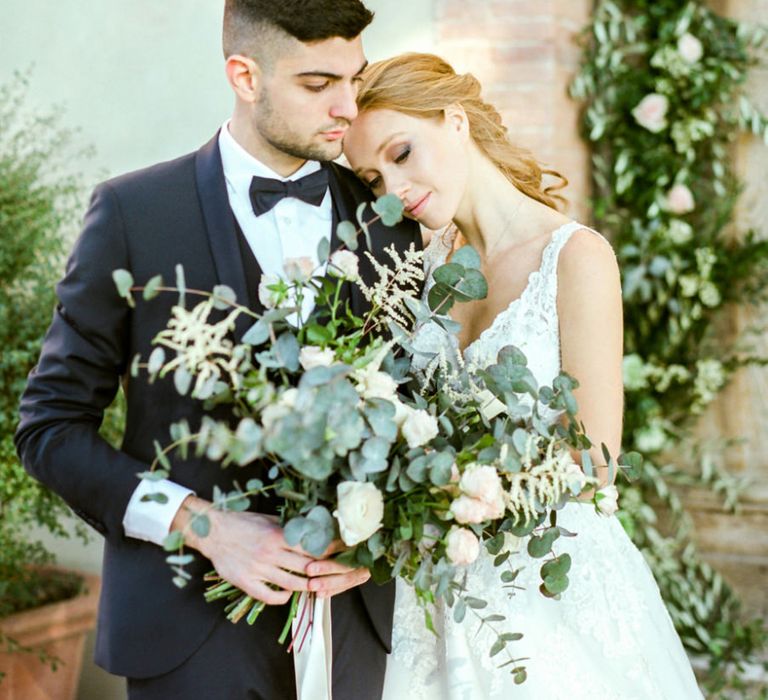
[278,590,303,645]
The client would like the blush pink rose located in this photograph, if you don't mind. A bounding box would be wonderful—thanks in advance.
[631,93,669,133]
[450,495,492,524]
[445,526,480,566]
[665,184,695,214]
[283,256,316,283]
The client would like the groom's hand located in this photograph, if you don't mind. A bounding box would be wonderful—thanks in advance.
[304,540,371,599]
[172,495,313,605]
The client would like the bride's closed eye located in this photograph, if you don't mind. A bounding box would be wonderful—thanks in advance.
[394,145,411,164]
[365,146,412,191]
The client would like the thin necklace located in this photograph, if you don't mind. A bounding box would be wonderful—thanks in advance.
[452,196,527,261]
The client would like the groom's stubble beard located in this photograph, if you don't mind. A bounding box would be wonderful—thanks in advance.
[254,86,348,163]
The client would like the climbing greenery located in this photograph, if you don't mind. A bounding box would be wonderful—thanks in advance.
[572,1,768,696]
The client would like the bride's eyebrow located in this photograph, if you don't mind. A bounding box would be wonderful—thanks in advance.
[353,132,409,177]
[377,132,407,155]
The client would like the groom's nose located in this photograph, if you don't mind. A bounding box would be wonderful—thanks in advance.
[329,83,359,122]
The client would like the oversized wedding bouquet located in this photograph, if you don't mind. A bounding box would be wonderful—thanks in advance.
[113,194,626,675]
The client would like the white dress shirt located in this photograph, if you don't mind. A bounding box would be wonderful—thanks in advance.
[122,121,333,544]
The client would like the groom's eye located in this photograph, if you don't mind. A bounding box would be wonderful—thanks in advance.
[304,82,330,93]
[367,176,382,190]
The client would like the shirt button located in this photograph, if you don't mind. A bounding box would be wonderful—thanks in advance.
[282,216,292,225]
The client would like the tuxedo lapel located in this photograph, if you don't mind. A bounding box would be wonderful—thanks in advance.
[194,133,255,340]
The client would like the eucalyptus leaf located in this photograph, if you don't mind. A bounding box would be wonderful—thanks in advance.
[112,269,134,301]
[336,221,359,251]
[242,320,270,346]
[162,530,184,552]
[526,527,561,558]
[275,332,300,371]
[317,236,331,263]
[371,193,404,226]
[432,263,464,286]
[451,245,481,270]
[174,366,193,396]
[143,274,163,300]
[140,492,169,505]
[212,284,237,310]
[190,513,210,538]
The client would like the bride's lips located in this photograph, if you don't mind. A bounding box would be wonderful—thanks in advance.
[406,192,431,218]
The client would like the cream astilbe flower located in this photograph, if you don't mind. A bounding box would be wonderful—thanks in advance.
[505,437,594,524]
[355,243,424,330]
[154,298,245,397]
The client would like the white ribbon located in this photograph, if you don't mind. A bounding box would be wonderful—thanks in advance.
[292,593,333,700]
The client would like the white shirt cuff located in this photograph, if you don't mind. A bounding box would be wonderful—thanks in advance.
[122,478,195,545]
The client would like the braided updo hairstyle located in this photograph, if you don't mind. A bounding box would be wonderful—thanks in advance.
[356,53,567,210]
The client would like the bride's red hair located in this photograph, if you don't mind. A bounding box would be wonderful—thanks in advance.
[356,53,567,210]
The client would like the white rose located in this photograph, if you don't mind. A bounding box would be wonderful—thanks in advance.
[401,409,439,448]
[328,250,360,282]
[445,526,480,566]
[596,484,620,517]
[355,366,399,401]
[664,184,695,214]
[450,495,492,524]
[334,481,384,546]
[459,465,505,518]
[678,33,703,64]
[564,462,588,495]
[450,462,461,483]
[258,273,287,310]
[631,93,669,133]
[299,345,335,370]
[283,256,316,283]
[391,399,412,428]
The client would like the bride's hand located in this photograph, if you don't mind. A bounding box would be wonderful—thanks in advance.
[304,539,372,599]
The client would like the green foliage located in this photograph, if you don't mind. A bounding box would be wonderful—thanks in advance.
[572,1,768,694]
[0,74,109,621]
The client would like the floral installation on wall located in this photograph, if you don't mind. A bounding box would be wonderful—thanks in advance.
[571,0,768,696]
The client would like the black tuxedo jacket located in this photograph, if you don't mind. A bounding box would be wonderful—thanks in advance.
[15,133,421,678]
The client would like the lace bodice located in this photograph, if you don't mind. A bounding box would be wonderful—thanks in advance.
[417,221,593,390]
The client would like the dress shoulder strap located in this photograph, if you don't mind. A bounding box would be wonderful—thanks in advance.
[538,221,610,282]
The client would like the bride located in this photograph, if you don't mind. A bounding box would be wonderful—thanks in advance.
[343,53,703,700]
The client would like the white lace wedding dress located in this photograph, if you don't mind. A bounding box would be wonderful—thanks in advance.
[381,222,704,700]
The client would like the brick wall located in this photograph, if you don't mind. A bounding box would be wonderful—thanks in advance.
[688,0,768,620]
[433,0,593,221]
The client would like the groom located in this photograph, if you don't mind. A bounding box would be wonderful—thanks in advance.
[15,1,420,698]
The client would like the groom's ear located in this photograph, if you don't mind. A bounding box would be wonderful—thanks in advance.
[225,55,263,104]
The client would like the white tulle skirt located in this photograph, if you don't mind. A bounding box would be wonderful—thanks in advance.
[382,502,704,700]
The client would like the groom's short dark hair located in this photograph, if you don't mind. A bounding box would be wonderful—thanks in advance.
[223,0,374,63]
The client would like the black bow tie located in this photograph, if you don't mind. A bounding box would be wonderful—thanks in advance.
[248,168,329,217]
